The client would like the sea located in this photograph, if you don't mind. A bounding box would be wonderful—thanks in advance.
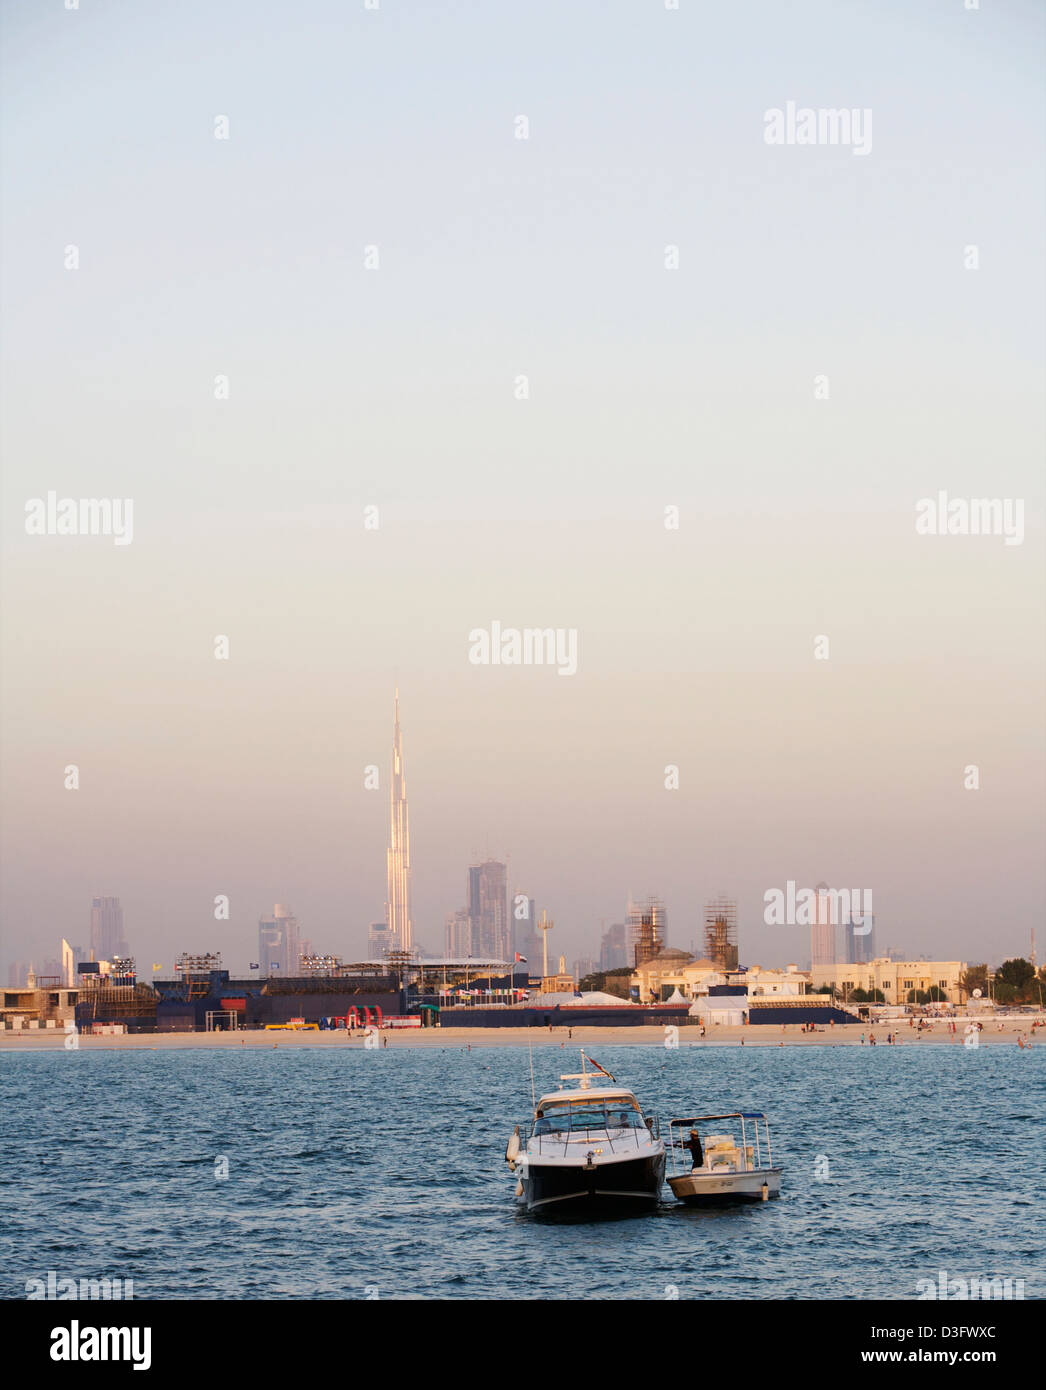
[2,1041,1042,1300]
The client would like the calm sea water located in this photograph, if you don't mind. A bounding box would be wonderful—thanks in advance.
[2,1042,1042,1300]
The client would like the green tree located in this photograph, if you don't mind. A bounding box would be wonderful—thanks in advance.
[961,964,988,997]
[996,958,1034,991]
[579,966,632,999]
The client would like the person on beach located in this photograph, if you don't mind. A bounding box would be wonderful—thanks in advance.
[861,1033,865,1044]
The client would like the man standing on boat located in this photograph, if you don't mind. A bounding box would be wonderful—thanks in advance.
[687,1128,704,1171]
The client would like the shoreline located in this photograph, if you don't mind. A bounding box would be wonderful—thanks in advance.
[1,1021,1040,1052]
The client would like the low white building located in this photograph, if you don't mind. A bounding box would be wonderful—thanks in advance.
[688,993,747,1027]
[744,963,810,997]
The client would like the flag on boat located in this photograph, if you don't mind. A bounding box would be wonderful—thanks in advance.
[587,1056,617,1082]
[515,952,527,963]
[152,963,162,972]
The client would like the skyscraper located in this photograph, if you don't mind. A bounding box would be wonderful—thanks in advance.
[444,907,472,957]
[467,860,508,959]
[810,882,836,968]
[258,903,301,976]
[844,912,876,964]
[512,893,540,967]
[90,896,127,960]
[599,922,628,971]
[704,895,739,972]
[368,921,394,960]
[385,692,413,952]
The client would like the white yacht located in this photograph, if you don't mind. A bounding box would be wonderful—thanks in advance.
[666,1112,782,1205]
[505,1052,666,1214]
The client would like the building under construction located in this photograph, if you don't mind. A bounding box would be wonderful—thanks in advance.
[628,896,666,968]
[704,895,739,972]
[68,958,157,1033]
[75,980,158,1032]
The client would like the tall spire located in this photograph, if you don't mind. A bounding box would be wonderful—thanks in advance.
[386,690,413,951]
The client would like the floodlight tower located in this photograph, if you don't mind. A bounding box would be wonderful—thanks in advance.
[537,911,554,981]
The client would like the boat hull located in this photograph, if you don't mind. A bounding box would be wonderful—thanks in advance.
[520,1151,666,1214]
[668,1167,782,1205]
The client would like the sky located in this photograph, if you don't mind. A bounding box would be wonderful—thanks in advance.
[1,0,1043,975]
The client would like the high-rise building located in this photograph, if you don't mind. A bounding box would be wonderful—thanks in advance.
[810,882,836,968]
[385,692,413,952]
[573,957,596,985]
[40,953,63,983]
[467,860,509,959]
[512,894,540,968]
[90,896,128,960]
[258,903,301,976]
[444,907,472,957]
[599,922,628,971]
[627,896,666,967]
[844,912,876,964]
[368,921,394,960]
[703,895,739,972]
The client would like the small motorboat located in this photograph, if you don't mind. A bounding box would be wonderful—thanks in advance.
[506,1051,666,1214]
[666,1112,782,1205]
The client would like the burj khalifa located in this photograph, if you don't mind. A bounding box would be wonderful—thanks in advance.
[385,691,413,952]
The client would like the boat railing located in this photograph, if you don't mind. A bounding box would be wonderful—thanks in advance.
[667,1114,774,1177]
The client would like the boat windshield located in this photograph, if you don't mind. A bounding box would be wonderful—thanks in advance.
[535,1102,644,1135]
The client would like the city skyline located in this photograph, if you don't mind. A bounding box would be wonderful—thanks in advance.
[2,681,1043,975]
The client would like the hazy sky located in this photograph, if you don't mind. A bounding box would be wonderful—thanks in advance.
[2,0,1043,975]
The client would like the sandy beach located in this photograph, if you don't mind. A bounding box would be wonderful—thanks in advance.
[1,1020,1041,1051]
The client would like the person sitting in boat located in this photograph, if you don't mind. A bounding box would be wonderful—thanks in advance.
[533,1108,550,1135]
[687,1128,704,1171]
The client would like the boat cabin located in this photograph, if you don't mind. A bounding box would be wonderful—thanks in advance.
[533,1088,646,1136]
